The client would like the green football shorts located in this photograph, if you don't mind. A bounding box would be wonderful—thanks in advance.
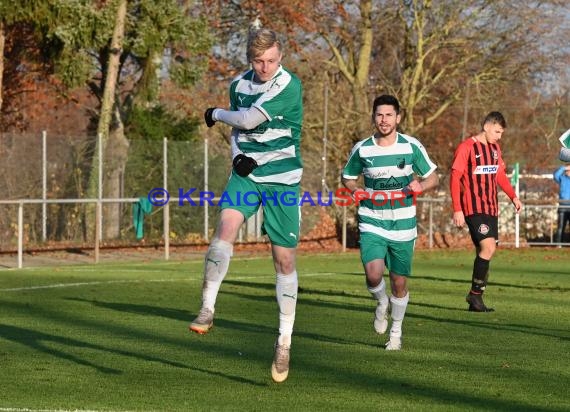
[359,232,416,276]
[219,172,300,248]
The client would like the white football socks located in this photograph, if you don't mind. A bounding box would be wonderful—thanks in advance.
[389,292,409,338]
[276,271,298,346]
[368,278,389,308]
[201,238,233,312]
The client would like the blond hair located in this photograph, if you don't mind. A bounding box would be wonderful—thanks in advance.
[247,28,282,61]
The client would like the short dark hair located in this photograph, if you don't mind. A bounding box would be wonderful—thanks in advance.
[372,95,400,114]
[482,111,507,129]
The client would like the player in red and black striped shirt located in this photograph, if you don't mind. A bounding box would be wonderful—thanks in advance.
[450,112,522,312]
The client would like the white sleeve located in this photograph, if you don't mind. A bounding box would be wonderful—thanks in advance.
[230,128,242,159]
[213,107,267,130]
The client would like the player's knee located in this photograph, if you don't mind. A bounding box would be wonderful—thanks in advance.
[278,261,296,275]
[481,245,496,259]
[365,274,383,288]
[364,260,385,285]
[478,238,496,259]
[273,252,296,274]
[390,275,407,296]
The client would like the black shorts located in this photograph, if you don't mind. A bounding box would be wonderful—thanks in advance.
[465,214,498,246]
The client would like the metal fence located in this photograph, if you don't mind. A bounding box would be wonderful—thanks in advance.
[2,195,569,269]
[0,131,328,248]
[1,132,568,268]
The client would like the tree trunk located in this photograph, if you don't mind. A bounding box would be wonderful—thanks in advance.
[0,22,5,112]
[103,106,129,239]
[99,0,128,240]
[86,0,128,241]
[352,0,372,138]
[352,84,369,139]
[97,0,127,139]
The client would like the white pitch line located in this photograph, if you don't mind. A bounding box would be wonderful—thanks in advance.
[0,278,191,292]
[0,408,130,412]
[0,272,339,293]
[0,254,281,272]
[62,256,275,273]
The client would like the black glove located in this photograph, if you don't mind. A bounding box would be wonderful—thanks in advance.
[233,154,258,177]
[204,108,216,127]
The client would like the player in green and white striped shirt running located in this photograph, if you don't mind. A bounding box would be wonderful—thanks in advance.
[342,95,439,351]
[190,28,302,384]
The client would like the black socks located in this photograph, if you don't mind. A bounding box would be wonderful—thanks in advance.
[470,255,490,294]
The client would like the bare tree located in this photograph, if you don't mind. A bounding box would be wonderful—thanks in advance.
[270,0,569,168]
[0,22,4,112]
[50,0,211,239]
[95,0,128,239]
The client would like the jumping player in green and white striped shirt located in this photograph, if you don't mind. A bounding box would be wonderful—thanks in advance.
[225,63,303,185]
[190,28,302,384]
[342,94,439,351]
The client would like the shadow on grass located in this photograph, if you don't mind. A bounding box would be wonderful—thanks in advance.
[0,319,267,386]
[223,279,367,300]
[65,296,379,349]
[219,281,570,338]
[0,323,187,374]
[65,296,278,336]
[221,282,464,314]
[189,366,268,386]
[65,287,568,359]
[66,297,192,321]
[214,286,570,341]
[406,312,570,341]
[226,275,569,299]
[50,295,568,407]
[292,348,560,412]
[415,274,570,292]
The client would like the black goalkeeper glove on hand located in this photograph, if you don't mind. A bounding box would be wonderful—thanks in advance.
[204,108,216,127]
[233,154,258,177]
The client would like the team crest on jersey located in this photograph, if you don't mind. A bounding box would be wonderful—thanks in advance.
[478,224,490,235]
[492,150,498,159]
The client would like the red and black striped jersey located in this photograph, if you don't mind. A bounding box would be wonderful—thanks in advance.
[450,136,515,216]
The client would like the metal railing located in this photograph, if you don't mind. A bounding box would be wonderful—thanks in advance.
[4,196,568,269]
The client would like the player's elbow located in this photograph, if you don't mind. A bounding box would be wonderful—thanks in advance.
[238,117,260,130]
[341,177,354,188]
[239,107,267,130]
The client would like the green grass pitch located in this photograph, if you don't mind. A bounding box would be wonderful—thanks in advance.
[0,249,568,411]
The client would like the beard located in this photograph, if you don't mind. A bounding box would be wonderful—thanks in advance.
[376,124,396,137]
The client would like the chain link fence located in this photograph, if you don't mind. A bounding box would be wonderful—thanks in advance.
[0,132,566,259]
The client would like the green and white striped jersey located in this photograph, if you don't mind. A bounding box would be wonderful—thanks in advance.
[343,133,437,242]
[230,65,303,186]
